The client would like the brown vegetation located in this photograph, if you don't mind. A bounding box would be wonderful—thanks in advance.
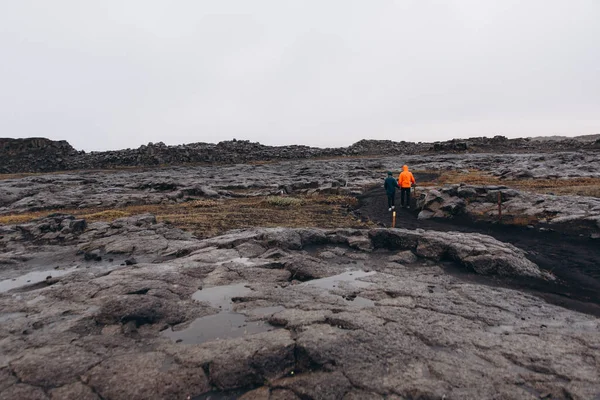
[0,195,369,238]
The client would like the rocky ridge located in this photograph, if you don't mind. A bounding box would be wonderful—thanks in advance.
[2,136,599,173]
[416,184,600,238]
[1,215,598,399]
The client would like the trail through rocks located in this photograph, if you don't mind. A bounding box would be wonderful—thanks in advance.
[356,186,600,316]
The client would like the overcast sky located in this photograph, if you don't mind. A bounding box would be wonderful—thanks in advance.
[1,1,599,151]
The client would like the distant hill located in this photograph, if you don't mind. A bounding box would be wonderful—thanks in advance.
[1,135,599,174]
[528,134,600,142]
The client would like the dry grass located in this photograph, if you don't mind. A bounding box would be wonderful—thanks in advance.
[182,199,221,208]
[0,194,371,238]
[507,215,539,226]
[264,196,305,207]
[417,169,600,197]
[82,210,130,221]
[417,169,500,186]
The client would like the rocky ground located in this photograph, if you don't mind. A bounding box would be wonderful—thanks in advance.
[1,214,599,400]
[2,151,600,215]
[1,148,600,399]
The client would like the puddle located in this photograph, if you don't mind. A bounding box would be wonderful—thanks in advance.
[0,267,78,293]
[192,283,252,311]
[301,270,376,308]
[164,283,280,345]
[301,270,376,290]
[162,312,276,344]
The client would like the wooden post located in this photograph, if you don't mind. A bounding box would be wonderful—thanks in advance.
[497,191,502,220]
[392,211,396,228]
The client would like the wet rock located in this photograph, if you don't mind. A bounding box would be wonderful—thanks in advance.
[85,352,209,400]
[68,219,87,234]
[84,250,102,262]
[0,368,17,392]
[269,309,331,328]
[283,256,333,281]
[94,295,189,327]
[269,371,353,400]
[368,229,420,251]
[124,258,137,266]
[457,186,477,199]
[10,345,101,387]
[180,185,219,198]
[258,229,303,250]
[346,235,373,252]
[235,241,267,258]
[369,228,549,279]
[167,330,295,391]
[48,382,99,400]
[0,383,49,400]
[389,250,418,264]
[342,389,384,400]
[1,219,598,398]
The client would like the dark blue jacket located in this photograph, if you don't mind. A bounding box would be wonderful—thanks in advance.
[384,176,399,194]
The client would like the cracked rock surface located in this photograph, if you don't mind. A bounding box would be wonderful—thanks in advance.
[414,184,600,238]
[2,151,600,215]
[1,216,599,399]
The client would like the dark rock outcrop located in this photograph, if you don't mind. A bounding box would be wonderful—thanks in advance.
[0,138,79,173]
[2,135,598,173]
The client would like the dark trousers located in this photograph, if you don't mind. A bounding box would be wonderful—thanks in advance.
[400,188,411,207]
[386,193,395,208]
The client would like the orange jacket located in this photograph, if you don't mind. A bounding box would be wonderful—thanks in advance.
[398,165,416,188]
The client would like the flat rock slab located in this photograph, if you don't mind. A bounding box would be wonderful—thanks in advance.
[0,220,599,399]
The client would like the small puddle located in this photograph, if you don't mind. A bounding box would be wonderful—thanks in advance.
[301,270,375,290]
[0,267,78,293]
[192,283,252,311]
[163,283,280,345]
[301,270,376,308]
[163,312,276,344]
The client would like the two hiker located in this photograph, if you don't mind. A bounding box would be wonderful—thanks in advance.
[384,165,416,211]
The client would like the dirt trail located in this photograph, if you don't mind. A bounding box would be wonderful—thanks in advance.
[356,186,600,316]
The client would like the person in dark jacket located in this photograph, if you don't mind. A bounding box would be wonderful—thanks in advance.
[384,171,400,211]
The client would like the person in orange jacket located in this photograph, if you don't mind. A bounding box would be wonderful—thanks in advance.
[398,165,416,209]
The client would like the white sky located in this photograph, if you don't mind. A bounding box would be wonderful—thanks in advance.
[1,0,599,151]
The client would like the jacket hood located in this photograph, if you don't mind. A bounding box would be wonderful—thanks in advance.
[402,165,408,171]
